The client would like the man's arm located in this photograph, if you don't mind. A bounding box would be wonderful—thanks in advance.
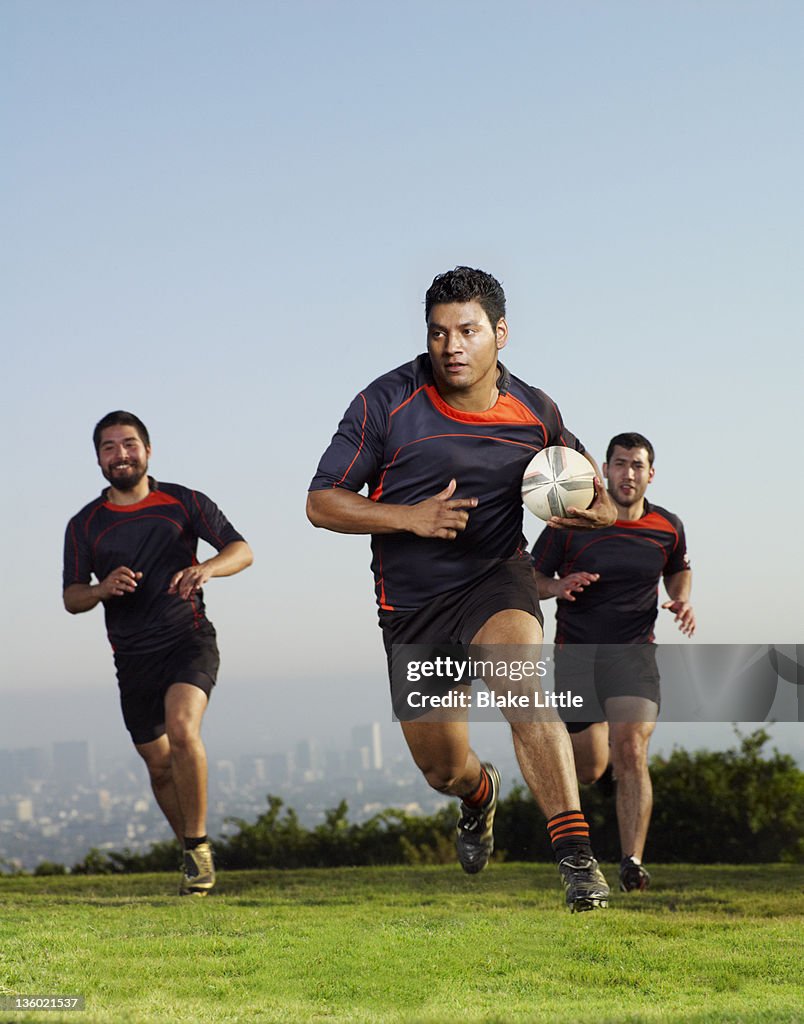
[168,540,254,601]
[306,479,477,540]
[63,566,143,614]
[533,569,600,602]
[547,453,617,530]
[661,569,695,637]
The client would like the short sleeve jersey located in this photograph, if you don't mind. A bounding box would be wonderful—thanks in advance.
[309,355,584,612]
[63,478,246,654]
[531,500,690,644]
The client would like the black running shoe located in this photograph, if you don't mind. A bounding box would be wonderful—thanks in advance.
[620,856,651,893]
[558,854,610,912]
[455,763,500,874]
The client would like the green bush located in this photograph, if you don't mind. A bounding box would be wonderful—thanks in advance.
[32,860,67,876]
[215,797,456,870]
[648,728,804,863]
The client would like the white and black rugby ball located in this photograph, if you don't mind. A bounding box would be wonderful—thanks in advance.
[521,446,595,521]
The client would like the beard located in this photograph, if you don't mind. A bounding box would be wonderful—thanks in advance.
[102,460,149,492]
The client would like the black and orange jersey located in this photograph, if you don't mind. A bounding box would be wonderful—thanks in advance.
[309,354,584,612]
[531,500,690,644]
[63,478,245,654]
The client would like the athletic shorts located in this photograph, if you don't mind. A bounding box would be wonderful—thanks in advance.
[379,559,543,718]
[114,624,219,745]
[554,643,660,733]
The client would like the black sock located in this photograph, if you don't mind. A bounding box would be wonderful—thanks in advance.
[184,835,208,851]
[547,811,593,861]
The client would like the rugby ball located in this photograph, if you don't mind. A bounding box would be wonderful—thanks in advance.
[521,446,595,521]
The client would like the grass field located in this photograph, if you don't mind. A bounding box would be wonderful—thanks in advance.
[1,864,802,1024]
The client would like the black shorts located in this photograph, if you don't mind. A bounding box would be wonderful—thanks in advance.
[555,643,660,733]
[114,624,219,745]
[379,559,543,718]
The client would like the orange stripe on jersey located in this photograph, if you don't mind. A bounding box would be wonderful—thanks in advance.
[335,392,368,487]
[389,385,428,419]
[616,511,679,546]
[376,550,394,610]
[103,490,182,512]
[424,385,548,439]
[369,445,402,502]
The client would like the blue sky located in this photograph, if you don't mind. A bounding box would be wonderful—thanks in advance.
[3,2,802,757]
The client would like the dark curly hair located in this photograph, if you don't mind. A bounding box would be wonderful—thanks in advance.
[606,432,655,466]
[424,266,506,329]
[93,411,151,455]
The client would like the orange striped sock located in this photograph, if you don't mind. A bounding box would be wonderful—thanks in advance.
[547,810,592,860]
[462,767,491,808]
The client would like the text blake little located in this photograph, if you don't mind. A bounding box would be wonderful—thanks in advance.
[405,690,584,710]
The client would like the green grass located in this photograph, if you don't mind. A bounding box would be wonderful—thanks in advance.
[1,864,802,1023]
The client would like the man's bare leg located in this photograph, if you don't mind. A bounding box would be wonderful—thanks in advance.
[136,734,185,842]
[400,717,482,799]
[606,699,657,863]
[569,723,611,785]
[162,683,216,895]
[470,608,608,910]
[472,609,582,817]
[164,682,210,839]
[401,714,499,874]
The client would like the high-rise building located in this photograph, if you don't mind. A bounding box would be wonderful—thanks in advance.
[351,723,382,771]
[294,738,322,781]
[16,798,34,823]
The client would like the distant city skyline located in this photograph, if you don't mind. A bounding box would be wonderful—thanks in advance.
[3,707,801,874]
[0,718,454,871]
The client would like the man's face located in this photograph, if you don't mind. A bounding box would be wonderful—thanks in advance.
[426,301,507,397]
[603,445,655,508]
[97,424,151,492]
